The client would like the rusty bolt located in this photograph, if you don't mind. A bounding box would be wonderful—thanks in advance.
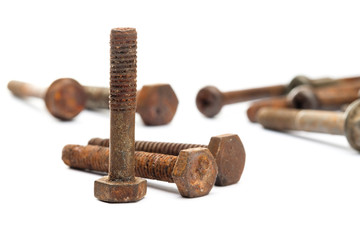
[63,144,218,198]
[88,133,245,186]
[256,99,360,151]
[7,78,87,120]
[196,75,360,118]
[247,96,292,123]
[8,79,178,125]
[94,27,146,203]
[287,82,360,110]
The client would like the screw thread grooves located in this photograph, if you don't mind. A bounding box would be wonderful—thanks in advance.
[109,28,137,112]
[88,138,207,156]
[62,145,177,183]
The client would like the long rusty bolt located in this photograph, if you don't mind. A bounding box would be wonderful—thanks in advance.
[63,145,217,198]
[7,78,87,120]
[88,133,245,186]
[196,75,360,118]
[94,27,146,203]
[287,81,360,110]
[256,99,360,151]
[8,80,178,125]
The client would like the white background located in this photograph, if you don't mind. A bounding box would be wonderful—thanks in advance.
[1,0,360,239]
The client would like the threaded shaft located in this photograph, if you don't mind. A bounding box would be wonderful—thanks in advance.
[108,28,137,181]
[63,145,177,183]
[88,138,207,156]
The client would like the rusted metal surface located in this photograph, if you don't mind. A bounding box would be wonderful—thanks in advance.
[257,99,360,151]
[196,75,360,118]
[84,84,179,126]
[246,96,292,123]
[7,78,87,120]
[288,82,360,110]
[88,133,245,186]
[94,27,146,203]
[136,84,179,125]
[63,144,218,198]
[196,85,287,118]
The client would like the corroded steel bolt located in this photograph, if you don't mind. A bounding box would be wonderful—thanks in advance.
[247,96,292,123]
[287,82,360,110]
[88,133,245,186]
[63,145,218,198]
[9,80,178,125]
[85,84,179,126]
[196,75,360,118]
[94,28,146,203]
[256,99,360,151]
[7,79,86,120]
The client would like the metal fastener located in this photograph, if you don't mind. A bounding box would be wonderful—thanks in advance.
[247,96,291,123]
[94,27,146,203]
[256,99,360,151]
[7,78,87,120]
[88,133,245,186]
[63,144,218,198]
[8,80,178,125]
[196,75,360,118]
[287,82,360,110]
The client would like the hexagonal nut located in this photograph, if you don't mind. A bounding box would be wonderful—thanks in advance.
[136,84,179,126]
[287,85,320,109]
[208,134,246,186]
[172,148,218,198]
[287,75,311,92]
[45,78,87,121]
[94,176,147,203]
[196,86,224,118]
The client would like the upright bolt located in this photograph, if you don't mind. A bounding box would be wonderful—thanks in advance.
[94,28,146,203]
[88,133,245,186]
[256,99,360,151]
[63,145,218,198]
[196,75,360,118]
[8,80,178,125]
[7,78,86,120]
[287,82,360,110]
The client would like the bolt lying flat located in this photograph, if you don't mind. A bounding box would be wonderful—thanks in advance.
[8,79,178,125]
[196,75,360,118]
[88,133,245,186]
[256,99,360,151]
[8,78,87,120]
[247,96,291,123]
[62,145,218,198]
[94,27,146,203]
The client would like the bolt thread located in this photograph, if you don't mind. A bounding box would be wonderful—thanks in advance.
[108,28,137,181]
[88,138,207,156]
[109,28,137,112]
[62,144,177,183]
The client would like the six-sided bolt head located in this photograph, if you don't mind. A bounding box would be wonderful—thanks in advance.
[172,148,218,198]
[196,86,224,118]
[344,99,360,151]
[94,176,147,203]
[137,84,179,126]
[44,78,87,120]
[207,134,246,186]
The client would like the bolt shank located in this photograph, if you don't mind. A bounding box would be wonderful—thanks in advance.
[222,84,287,105]
[7,80,46,99]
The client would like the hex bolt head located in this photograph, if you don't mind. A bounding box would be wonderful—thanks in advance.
[136,84,179,125]
[172,148,218,198]
[207,134,246,186]
[196,86,224,118]
[44,78,87,120]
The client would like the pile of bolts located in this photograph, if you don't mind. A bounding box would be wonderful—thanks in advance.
[7,27,360,202]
